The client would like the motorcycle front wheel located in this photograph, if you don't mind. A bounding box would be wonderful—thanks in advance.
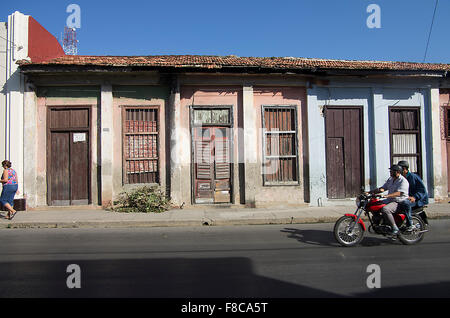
[398,216,426,245]
[334,216,365,247]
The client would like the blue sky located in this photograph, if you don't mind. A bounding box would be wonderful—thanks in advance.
[1,0,449,63]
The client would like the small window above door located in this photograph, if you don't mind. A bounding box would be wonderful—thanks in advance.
[193,108,230,126]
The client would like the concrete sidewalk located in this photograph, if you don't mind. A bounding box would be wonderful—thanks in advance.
[1,202,449,229]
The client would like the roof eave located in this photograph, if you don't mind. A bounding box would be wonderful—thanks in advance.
[18,63,448,78]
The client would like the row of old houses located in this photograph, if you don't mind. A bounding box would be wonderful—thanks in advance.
[2,12,450,210]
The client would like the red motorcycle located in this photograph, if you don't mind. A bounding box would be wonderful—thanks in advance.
[333,192,429,247]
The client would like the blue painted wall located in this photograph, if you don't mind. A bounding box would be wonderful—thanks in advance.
[307,82,433,206]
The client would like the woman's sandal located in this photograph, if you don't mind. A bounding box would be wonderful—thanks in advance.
[7,211,17,220]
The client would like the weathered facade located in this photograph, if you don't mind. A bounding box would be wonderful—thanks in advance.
[17,55,450,209]
[439,88,450,197]
[308,83,443,205]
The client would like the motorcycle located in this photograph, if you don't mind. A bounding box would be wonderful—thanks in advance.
[333,192,429,247]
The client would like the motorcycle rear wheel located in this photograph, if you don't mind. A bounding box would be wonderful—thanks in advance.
[398,216,426,245]
[334,216,365,247]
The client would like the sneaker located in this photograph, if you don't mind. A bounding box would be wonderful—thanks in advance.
[405,225,415,232]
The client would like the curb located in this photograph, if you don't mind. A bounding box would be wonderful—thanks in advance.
[1,211,449,230]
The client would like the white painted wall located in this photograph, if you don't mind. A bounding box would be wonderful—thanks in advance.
[0,22,7,163]
[1,11,30,198]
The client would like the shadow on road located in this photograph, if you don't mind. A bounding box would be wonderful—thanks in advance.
[281,228,396,247]
[1,256,448,298]
[0,257,342,298]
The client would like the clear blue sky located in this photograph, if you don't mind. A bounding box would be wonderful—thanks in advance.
[1,0,449,63]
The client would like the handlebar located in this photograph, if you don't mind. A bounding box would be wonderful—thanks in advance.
[359,192,385,200]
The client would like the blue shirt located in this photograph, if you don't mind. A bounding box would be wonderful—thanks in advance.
[405,172,429,207]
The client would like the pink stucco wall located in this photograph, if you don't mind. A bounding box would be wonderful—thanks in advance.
[180,86,242,203]
[253,86,307,205]
[179,85,307,206]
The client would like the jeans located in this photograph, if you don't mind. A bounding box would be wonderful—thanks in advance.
[398,200,415,226]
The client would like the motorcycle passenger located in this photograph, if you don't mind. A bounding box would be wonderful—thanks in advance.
[397,160,429,231]
[370,165,409,235]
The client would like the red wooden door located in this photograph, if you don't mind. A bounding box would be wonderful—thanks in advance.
[325,107,363,199]
[193,127,231,203]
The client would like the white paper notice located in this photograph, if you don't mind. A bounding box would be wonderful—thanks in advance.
[73,133,86,143]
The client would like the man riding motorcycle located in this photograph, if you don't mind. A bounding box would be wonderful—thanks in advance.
[370,165,409,236]
[397,160,429,231]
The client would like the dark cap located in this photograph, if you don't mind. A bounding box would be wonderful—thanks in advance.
[397,160,409,169]
[389,164,402,173]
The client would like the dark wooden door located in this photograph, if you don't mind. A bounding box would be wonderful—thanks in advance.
[447,142,450,194]
[325,107,363,199]
[446,107,450,195]
[193,127,231,204]
[48,108,90,206]
[50,132,71,205]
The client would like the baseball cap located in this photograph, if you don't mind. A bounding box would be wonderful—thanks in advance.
[397,160,409,169]
[389,164,402,172]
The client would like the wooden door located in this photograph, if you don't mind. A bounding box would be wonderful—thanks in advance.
[70,131,89,205]
[50,132,71,205]
[446,107,450,195]
[193,127,231,204]
[48,108,90,206]
[447,142,450,194]
[325,107,363,199]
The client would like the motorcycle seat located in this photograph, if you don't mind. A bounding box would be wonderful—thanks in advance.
[412,206,426,213]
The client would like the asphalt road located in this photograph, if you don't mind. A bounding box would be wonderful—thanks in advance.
[0,219,449,298]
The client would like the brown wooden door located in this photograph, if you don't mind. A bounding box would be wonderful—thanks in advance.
[447,142,450,195]
[48,108,90,206]
[325,107,363,199]
[193,127,231,204]
[446,107,450,195]
[50,132,71,205]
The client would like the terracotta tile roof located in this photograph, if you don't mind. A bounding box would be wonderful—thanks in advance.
[17,55,450,72]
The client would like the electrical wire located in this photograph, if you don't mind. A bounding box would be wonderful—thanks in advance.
[423,0,439,63]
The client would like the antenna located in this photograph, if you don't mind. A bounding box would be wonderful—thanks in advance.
[62,26,78,55]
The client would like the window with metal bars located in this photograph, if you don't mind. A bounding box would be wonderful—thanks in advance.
[389,107,422,176]
[122,107,159,184]
[262,106,299,185]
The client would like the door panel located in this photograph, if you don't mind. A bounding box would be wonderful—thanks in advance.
[195,137,214,203]
[50,132,70,205]
[326,137,345,199]
[70,132,89,204]
[447,142,450,194]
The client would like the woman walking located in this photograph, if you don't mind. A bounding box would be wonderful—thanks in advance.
[1,160,18,220]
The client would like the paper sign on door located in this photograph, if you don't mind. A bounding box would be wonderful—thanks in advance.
[73,133,86,143]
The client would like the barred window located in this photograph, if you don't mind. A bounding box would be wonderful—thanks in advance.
[389,107,422,176]
[262,106,299,185]
[123,107,159,184]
